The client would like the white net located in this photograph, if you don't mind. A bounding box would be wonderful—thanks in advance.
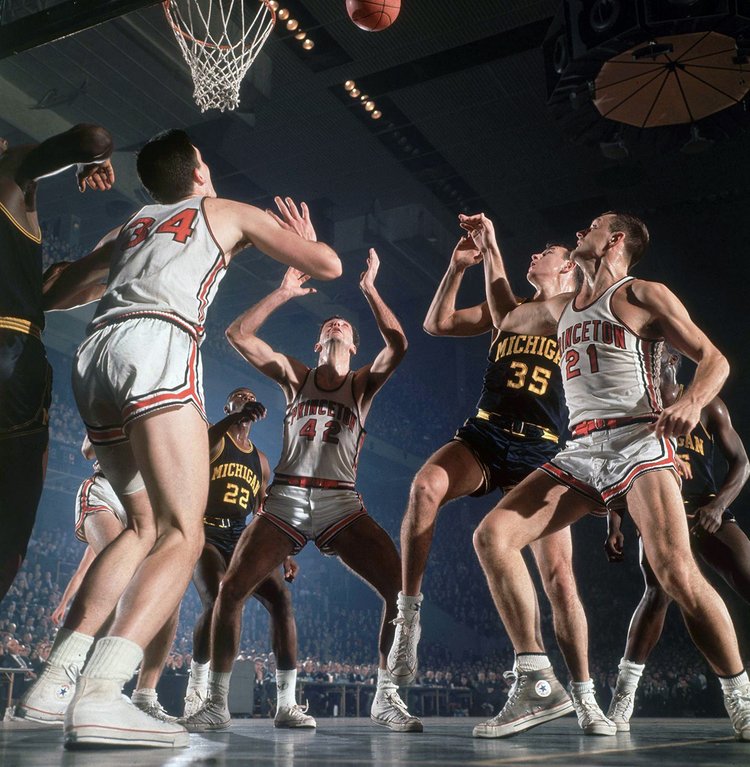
[164,0,275,112]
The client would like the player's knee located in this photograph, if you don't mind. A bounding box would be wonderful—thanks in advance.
[217,575,249,609]
[655,561,699,602]
[540,563,577,603]
[642,584,672,612]
[409,467,445,512]
[473,519,504,561]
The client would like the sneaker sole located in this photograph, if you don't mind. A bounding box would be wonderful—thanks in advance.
[583,724,618,736]
[182,720,231,732]
[612,720,630,733]
[64,725,189,749]
[473,698,575,738]
[274,720,317,729]
[14,708,65,725]
[370,715,423,733]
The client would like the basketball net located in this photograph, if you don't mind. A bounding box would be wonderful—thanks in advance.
[164,0,275,112]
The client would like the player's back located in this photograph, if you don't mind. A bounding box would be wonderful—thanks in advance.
[92,196,227,336]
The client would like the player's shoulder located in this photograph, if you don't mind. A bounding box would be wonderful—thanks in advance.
[623,278,676,308]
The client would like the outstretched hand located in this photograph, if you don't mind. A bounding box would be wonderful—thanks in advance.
[237,400,267,424]
[359,248,380,295]
[77,159,115,193]
[280,267,317,298]
[451,234,483,271]
[458,212,497,254]
[267,196,317,242]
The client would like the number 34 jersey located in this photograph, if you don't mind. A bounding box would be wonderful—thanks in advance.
[206,433,263,520]
[91,196,227,337]
[274,369,365,485]
[556,276,663,426]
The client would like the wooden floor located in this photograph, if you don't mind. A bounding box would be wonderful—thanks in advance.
[1,716,747,766]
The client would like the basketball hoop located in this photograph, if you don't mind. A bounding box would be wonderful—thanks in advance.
[164,0,275,112]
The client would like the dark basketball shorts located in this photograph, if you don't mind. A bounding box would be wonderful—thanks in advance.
[0,330,52,437]
[204,519,246,564]
[453,416,560,496]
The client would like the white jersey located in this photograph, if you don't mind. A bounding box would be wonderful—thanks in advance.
[557,276,663,427]
[91,196,227,338]
[274,369,365,485]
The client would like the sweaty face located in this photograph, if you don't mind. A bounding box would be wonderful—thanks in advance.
[527,245,570,283]
[318,318,355,349]
[573,214,614,259]
[225,389,256,414]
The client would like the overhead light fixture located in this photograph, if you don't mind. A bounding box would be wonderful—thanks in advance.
[364,100,375,111]
[344,80,355,91]
[350,88,361,98]
[286,18,299,31]
[294,30,306,40]
[277,7,289,20]
[371,110,382,119]
[302,38,314,50]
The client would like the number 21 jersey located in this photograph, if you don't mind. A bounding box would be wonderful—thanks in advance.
[274,369,365,484]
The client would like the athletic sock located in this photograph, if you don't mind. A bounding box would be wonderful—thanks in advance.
[81,636,143,686]
[617,658,645,693]
[276,669,297,709]
[515,653,550,673]
[719,671,750,693]
[570,679,595,696]
[47,628,94,669]
[131,687,158,705]
[187,660,210,692]
[397,592,423,616]
[208,670,232,704]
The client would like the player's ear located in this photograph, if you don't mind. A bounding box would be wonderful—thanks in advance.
[314,341,322,353]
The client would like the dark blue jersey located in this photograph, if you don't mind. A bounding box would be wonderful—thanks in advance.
[677,419,716,501]
[206,433,263,521]
[476,330,567,437]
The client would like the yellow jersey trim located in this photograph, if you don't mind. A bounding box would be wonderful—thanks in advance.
[476,408,558,443]
[0,316,42,340]
[0,201,41,243]
[227,432,254,454]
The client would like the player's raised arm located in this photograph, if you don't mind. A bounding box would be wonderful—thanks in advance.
[206,195,341,281]
[9,124,114,192]
[423,234,492,337]
[459,212,517,329]
[636,281,729,439]
[225,268,311,396]
[42,228,119,310]
[358,249,407,403]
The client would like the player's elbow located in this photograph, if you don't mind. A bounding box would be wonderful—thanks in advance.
[71,124,113,161]
[309,245,342,281]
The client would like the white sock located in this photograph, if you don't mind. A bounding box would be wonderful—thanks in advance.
[131,687,158,705]
[397,591,423,616]
[516,653,550,673]
[570,679,595,697]
[720,671,750,693]
[47,628,94,670]
[617,658,645,693]
[377,667,396,693]
[209,670,232,704]
[187,660,210,692]
[276,669,297,709]
[81,636,143,686]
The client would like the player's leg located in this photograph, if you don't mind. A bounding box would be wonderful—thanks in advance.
[693,520,750,604]
[183,543,226,717]
[391,440,484,685]
[183,516,293,731]
[531,528,614,735]
[608,538,671,731]
[254,569,313,729]
[627,470,750,740]
[327,516,422,733]
[472,470,598,738]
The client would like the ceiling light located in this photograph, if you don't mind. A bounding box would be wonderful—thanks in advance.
[294,30,306,40]
[277,8,289,20]
[302,38,314,50]
[350,88,361,98]
[286,18,299,31]
[371,110,382,119]
[364,101,375,111]
[344,80,355,91]
[268,0,279,9]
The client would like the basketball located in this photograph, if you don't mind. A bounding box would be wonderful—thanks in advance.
[346,0,401,32]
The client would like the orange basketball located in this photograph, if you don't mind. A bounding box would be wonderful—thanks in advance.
[346,0,401,32]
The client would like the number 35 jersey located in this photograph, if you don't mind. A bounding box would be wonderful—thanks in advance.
[91,196,227,338]
[275,369,365,485]
[206,433,263,520]
[557,276,663,426]
[477,328,567,438]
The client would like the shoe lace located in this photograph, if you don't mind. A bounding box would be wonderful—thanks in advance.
[609,690,632,716]
[726,688,750,724]
[390,617,415,657]
[290,701,310,715]
[384,690,412,719]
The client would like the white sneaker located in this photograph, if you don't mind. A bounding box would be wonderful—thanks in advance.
[183,688,207,719]
[724,683,750,741]
[607,688,635,732]
[15,663,77,723]
[371,689,423,732]
[180,696,231,732]
[133,698,178,722]
[387,609,421,686]
[64,677,188,749]
[569,686,617,736]
[274,702,316,729]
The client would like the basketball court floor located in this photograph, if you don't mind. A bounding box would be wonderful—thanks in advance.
[1,717,746,766]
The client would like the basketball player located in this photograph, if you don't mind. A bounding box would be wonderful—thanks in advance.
[48,436,177,722]
[388,218,614,735]
[184,251,422,733]
[0,125,114,603]
[605,347,750,730]
[18,129,341,749]
[469,211,750,741]
[184,386,314,728]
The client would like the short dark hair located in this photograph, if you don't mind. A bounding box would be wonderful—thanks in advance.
[604,211,649,267]
[136,129,199,204]
[320,315,359,348]
[226,387,254,403]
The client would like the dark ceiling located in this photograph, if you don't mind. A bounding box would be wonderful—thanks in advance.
[1,0,750,437]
